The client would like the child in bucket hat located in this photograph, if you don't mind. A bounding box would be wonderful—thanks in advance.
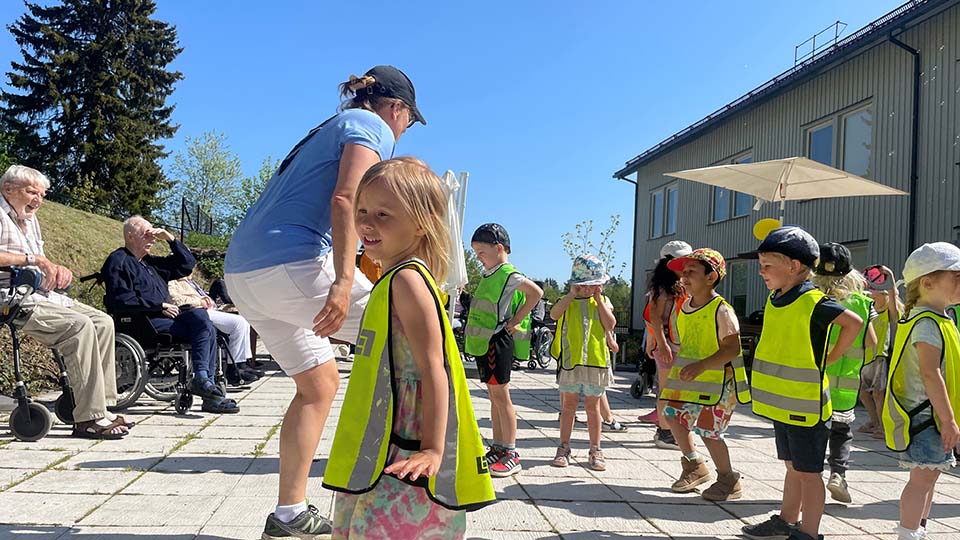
[549,254,617,471]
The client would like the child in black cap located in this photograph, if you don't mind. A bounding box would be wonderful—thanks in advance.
[813,242,878,504]
[740,226,863,540]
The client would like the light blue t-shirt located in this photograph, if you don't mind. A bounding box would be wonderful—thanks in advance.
[225,109,395,273]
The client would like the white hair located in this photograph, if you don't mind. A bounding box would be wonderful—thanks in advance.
[123,215,149,236]
[1,165,51,190]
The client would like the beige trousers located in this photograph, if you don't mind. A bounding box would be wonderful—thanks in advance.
[20,300,116,423]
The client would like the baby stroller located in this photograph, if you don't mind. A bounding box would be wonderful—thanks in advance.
[525,317,554,370]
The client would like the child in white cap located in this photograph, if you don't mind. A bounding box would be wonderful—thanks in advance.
[883,242,960,540]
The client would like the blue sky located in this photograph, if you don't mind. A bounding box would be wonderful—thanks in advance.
[0,0,904,282]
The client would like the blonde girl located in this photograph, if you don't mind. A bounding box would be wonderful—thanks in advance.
[883,243,960,540]
[324,157,495,540]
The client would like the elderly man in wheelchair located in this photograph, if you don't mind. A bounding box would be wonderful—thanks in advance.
[100,215,239,414]
[0,165,130,440]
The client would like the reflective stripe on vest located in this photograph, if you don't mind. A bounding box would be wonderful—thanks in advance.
[751,289,832,427]
[882,311,960,452]
[322,260,496,511]
[551,296,609,370]
[824,292,873,412]
[464,264,531,359]
[660,296,751,406]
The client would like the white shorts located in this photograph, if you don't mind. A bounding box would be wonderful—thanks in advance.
[225,254,373,376]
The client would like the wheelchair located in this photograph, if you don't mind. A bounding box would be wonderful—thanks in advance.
[4,266,149,441]
[79,271,234,414]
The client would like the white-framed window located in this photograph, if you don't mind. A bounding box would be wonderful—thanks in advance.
[804,104,873,177]
[650,183,678,239]
[711,153,753,223]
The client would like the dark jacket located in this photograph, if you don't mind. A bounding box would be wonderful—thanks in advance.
[101,240,196,314]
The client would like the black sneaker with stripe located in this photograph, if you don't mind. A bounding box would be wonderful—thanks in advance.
[262,504,332,540]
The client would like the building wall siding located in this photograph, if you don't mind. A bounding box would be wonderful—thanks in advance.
[629,4,960,327]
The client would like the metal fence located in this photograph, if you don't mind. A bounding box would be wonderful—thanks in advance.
[179,197,214,240]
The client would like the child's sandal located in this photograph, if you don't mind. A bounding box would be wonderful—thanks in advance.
[552,445,571,468]
[588,447,606,471]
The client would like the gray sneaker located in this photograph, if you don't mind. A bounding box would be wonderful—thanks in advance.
[262,505,333,540]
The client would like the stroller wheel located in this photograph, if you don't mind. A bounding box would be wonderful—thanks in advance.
[54,391,76,425]
[630,378,647,400]
[10,402,53,442]
[527,360,537,370]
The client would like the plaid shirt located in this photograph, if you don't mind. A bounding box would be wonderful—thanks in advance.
[0,195,72,307]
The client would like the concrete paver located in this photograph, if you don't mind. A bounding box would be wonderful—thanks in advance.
[2,362,958,539]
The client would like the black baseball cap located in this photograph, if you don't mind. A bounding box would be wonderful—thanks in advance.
[359,65,426,125]
[815,242,852,277]
[741,226,819,267]
[471,223,511,253]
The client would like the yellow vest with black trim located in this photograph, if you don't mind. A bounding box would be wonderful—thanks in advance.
[661,296,751,406]
[464,263,531,360]
[882,310,960,452]
[751,288,833,427]
[550,296,609,370]
[322,260,496,511]
[869,307,892,363]
[824,292,873,412]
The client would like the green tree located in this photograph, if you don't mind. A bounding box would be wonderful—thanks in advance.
[561,214,626,278]
[2,0,182,218]
[539,277,562,303]
[163,132,242,233]
[464,249,483,294]
[0,132,16,172]
[223,155,278,233]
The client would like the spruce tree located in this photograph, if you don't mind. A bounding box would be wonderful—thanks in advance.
[2,0,183,218]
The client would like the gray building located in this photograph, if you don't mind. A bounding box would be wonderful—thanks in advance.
[613,0,960,329]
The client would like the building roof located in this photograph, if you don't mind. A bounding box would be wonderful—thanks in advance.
[613,0,954,179]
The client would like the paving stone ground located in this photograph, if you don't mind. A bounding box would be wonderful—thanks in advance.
[2,358,959,540]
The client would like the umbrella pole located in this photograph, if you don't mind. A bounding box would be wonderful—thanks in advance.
[776,160,794,225]
[779,199,785,225]
[450,172,470,323]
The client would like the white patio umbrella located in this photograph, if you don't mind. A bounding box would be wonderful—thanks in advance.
[440,170,469,322]
[664,157,908,223]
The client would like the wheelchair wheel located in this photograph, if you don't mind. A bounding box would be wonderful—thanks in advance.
[174,391,193,415]
[54,391,75,425]
[145,355,188,402]
[112,333,147,410]
[9,402,52,442]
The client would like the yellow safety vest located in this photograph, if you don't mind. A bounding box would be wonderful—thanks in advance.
[323,260,496,511]
[869,307,892,363]
[824,292,873,412]
[661,296,751,406]
[882,311,960,452]
[751,288,833,427]
[464,263,531,359]
[551,296,609,370]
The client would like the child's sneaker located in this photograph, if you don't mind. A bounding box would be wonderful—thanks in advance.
[489,450,521,477]
[654,428,680,450]
[551,445,571,468]
[601,419,628,432]
[671,455,711,493]
[484,446,504,467]
[742,514,798,539]
[588,446,606,471]
[702,471,743,501]
[893,525,927,540]
[826,472,852,503]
